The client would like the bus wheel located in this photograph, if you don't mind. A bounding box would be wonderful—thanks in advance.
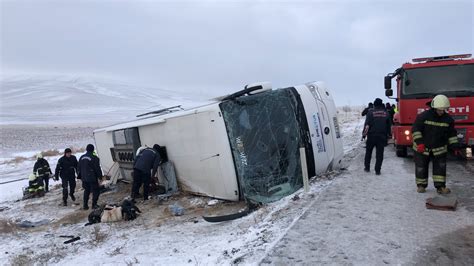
[396,145,407,157]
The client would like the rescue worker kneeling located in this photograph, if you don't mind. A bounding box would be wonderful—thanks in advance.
[25,173,45,198]
[412,95,459,194]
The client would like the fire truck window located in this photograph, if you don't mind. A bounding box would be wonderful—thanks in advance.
[401,64,474,98]
[220,88,309,203]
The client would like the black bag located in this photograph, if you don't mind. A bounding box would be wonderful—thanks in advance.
[121,199,141,221]
[85,207,104,226]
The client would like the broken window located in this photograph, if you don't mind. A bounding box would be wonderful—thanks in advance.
[220,88,313,203]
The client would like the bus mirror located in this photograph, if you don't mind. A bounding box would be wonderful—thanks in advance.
[385,89,393,97]
[384,76,392,89]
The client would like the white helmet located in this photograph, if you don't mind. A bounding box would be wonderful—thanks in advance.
[136,146,146,156]
[36,152,43,159]
[29,173,37,181]
[431,95,450,110]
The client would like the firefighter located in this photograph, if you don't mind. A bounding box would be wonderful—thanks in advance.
[55,148,78,206]
[363,98,391,175]
[132,144,162,201]
[412,95,458,194]
[78,144,103,210]
[33,152,52,192]
[26,173,45,198]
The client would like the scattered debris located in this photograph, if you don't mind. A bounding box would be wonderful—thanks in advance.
[426,195,458,211]
[16,219,50,228]
[207,199,220,206]
[63,236,81,244]
[169,203,185,216]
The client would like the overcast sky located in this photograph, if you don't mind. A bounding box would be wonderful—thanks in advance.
[1,0,473,105]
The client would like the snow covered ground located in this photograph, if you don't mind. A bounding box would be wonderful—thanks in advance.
[0,106,365,265]
[1,107,472,265]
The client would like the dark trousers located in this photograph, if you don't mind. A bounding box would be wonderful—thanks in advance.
[415,152,447,188]
[83,181,100,207]
[61,176,76,202]
[132,169,151,200]
[364,135,386,172]
[42,176,50,192]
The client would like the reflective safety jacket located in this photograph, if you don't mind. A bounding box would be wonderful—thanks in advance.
[412,109,458,156]
[28,174,44,192]
[33,158,52,178]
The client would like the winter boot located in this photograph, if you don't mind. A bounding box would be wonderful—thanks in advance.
[437,187,451,195]
[375,170,381,175]
[364,167,370,172]
[70,194,76,202]
[63,201,67,206]
[83,205,89,210]
[417,187,426,193]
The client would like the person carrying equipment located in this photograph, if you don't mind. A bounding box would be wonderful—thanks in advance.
[412,95,459,194]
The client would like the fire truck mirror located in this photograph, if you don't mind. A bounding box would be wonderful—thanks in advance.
[385,89,393,97]
[384,76,392,89]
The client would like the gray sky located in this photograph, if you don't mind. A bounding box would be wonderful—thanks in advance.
[1,0,473,105]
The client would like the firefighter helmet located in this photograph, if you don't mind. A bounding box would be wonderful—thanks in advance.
[431,95,450,110]
[36,152,43,159]
[29,173,37,181]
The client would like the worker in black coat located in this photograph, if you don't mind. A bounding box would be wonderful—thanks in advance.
[55,148,78,206]
[78,144,103,210]
[132,144,162,201]
[33,152,52,192]
[361,102,374,116]
[363,98,391,175]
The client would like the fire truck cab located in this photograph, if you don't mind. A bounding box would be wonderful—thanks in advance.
[384,54,474,158]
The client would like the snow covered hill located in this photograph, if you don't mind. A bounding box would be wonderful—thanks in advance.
[0,76,210,125]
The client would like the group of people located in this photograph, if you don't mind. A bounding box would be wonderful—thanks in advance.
[29,144,103,209]
[28,142,162,209]
[362,94,459,194]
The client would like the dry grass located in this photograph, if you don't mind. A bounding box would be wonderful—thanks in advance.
[3,147,87,165]
[0,219,16,234]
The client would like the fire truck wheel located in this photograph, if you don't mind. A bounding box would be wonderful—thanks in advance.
[396,145,408,157]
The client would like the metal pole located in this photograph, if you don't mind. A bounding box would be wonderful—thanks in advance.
[300,147,309,193]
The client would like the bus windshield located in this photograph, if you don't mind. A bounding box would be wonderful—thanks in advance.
[401,64,474,98]
[219,88,312,203]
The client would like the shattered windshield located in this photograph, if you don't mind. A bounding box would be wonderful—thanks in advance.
[402,64,474,98]
[220,88,312,203]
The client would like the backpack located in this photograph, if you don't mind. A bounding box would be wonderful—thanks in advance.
[121,199,141,221]
[86,207,104,226]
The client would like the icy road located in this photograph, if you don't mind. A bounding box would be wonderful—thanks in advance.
[262,133,474,264]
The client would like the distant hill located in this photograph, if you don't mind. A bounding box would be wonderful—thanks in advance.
[0,76,209,125]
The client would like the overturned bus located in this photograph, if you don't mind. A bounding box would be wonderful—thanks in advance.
[93,81,343,203]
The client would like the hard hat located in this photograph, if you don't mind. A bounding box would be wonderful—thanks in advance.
[431,95,450,109]
[36,152,43,159]
[29,173,37,181]
[136,146,145,156]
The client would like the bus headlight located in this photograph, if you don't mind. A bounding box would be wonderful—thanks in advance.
[404,130,410,135]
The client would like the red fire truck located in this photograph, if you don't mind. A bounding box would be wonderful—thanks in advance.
[384,54,474,158]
